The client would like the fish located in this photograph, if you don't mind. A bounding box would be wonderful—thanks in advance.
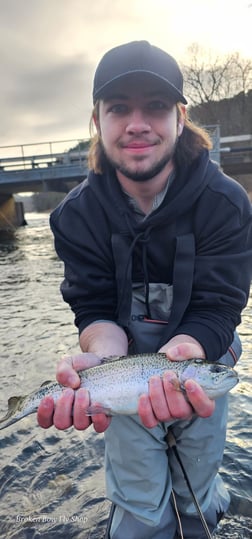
[0,354,238,430]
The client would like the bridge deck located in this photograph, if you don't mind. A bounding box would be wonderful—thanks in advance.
[0,136,251,195]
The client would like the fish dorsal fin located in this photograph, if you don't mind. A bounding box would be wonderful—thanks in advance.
[101,355,125,364]
[40,380,53,387]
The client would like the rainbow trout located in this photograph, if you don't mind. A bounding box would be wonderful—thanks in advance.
[0,354,238,430]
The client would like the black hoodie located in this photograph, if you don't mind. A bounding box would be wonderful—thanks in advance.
[50,150,252,362]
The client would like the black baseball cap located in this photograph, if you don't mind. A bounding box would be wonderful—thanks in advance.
[92,40,187,104]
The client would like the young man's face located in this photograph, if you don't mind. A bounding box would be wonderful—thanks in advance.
[95,74,185,183]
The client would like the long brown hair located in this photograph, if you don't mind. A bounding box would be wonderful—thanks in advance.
[88,102,212,174]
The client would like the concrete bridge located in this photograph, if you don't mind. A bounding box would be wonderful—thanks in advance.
[0,139,89,232]
[0,134,251,232]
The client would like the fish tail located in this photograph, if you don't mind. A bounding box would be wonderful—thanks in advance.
[0,395,30,431]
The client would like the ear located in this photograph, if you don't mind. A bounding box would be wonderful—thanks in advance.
[177,104,186,137]
[177,122,184,136]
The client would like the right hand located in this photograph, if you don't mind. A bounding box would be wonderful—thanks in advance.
[37,353,111,432]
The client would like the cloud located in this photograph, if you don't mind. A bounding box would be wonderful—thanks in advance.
[0,52,93,140]
[0,55,93,143]
[0,0,140,145]
[0,0,250,147]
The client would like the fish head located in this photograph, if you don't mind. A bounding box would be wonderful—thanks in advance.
[180,359,239,399]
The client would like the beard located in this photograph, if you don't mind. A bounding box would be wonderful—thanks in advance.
[102,141,177,183]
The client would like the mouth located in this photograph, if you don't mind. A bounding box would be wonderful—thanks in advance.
[120,141,157,154]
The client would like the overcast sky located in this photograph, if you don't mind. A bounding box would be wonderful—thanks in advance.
[0,0,251,150]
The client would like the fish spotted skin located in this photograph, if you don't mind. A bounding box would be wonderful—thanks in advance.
[0,354,238,430]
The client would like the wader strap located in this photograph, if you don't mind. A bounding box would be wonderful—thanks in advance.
[158,233,195,348]
[111,233,132,327]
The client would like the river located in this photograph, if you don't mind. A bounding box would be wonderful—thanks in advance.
[0,213,251,539]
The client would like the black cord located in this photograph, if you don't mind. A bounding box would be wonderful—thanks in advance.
[166,429,213,539]
[104,502,115,539]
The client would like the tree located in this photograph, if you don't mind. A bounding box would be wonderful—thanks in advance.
[182,43,252,106]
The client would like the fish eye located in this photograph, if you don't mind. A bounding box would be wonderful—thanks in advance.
[211,364,224,373]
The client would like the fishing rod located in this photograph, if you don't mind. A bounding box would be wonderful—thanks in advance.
[166,429,213,539]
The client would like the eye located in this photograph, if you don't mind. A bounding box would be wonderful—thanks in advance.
[108,104,128,114]
[147,100,167,111]
[147,100,174,112]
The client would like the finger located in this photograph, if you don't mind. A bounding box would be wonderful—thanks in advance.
[148,376,172,422]
[138,393,159,428]
[165,343,205,361]
[71,353,102,371]
[53,388,75,430]
[37,396,54,429]
[92,413,112,433]
[73,388,92,430]
[163,372,192,419]
[56,353,102,388]
[185,380,215,417]
[56,361,81,388]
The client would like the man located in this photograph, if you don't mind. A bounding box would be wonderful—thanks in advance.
[37,41,252,538]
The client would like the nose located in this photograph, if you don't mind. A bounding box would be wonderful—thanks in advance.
[125,109,151,135]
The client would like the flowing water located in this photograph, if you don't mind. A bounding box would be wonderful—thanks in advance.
[0,213,251,539]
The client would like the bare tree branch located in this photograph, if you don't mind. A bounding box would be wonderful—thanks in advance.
[182,44,252,105]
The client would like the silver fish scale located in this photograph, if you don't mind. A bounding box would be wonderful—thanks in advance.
[76,354,237,415]
[79,353,175,414]
[0,354,238,429]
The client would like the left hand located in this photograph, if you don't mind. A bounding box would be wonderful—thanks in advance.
[138,336,215,428]
[37,353,111,433]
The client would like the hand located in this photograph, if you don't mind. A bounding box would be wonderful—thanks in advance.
[138,337,215,428]
[37,353,111,433]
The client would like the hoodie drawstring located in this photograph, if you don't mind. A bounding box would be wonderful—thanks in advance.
[115,215,154,322]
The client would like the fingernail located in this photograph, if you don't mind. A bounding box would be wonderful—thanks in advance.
[150,376,160,386]
[63,388,74,398]
[163,372,180,390]
[168,347,184,360]
[171,346,179,357]
[42,396,54,409]
[68,374,80,388]
[185,380,196,393]
[163,371,176,382]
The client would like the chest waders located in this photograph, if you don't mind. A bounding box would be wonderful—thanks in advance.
[105,434,215,539]
[104,217,241,538]
[105,233,213,538]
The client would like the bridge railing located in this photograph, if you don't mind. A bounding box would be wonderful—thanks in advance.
[1,134,251,176]
[0,139,89,172]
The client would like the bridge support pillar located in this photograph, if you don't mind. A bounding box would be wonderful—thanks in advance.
[0,195,26,234]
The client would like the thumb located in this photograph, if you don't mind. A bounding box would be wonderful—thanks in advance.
[163,342,205,362]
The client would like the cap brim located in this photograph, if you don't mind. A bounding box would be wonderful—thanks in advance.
[93,70,187,104]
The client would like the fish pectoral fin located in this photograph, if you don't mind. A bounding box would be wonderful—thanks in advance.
[85,404,112,416]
